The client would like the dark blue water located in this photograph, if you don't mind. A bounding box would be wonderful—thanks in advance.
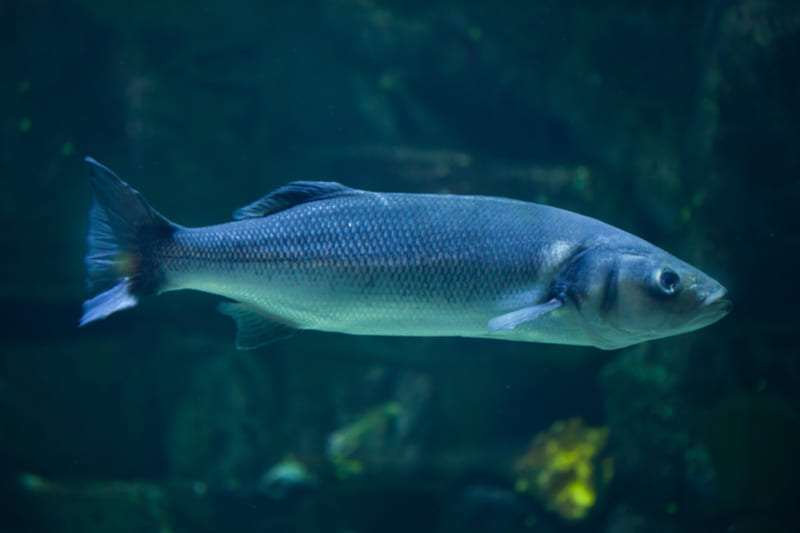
[2,1,799,532]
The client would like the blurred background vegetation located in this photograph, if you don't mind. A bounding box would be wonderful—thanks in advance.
[1,1,799,532]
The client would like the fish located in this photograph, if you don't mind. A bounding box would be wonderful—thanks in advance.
[79,157,731,350]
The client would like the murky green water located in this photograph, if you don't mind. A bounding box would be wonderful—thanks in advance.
[2,1,799,532]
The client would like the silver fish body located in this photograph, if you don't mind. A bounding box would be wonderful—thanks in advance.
[80,158,731,350]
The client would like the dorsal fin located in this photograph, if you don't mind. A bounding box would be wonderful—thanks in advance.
[233,181,358,220]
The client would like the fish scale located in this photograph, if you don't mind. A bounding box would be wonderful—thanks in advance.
[151,194,568,338]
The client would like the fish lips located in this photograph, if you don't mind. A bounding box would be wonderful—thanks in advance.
[690,286,732,328]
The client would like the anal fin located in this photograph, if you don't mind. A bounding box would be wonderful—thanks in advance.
[217,302,297,349]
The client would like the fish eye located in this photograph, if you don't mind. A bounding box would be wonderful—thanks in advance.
[656,269,681,295]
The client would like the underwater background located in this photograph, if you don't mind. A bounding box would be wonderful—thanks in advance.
[1,1,799,532]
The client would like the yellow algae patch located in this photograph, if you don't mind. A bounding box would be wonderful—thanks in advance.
[326,402,402,479]
[513,417,612,522]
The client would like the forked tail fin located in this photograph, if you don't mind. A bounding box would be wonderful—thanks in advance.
[80,157,177,326]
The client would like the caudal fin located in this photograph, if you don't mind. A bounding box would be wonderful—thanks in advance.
[80,157,177,326]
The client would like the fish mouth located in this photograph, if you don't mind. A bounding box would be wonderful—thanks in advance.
[690,286,731,328]
[704,287,732,314]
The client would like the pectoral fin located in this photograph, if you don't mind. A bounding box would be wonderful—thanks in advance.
[218,302,297,349]
[487,298,563,334]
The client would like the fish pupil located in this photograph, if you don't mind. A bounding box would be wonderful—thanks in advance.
[658,269,680,294]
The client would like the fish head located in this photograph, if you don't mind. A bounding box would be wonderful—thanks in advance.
[575,246,731,349]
